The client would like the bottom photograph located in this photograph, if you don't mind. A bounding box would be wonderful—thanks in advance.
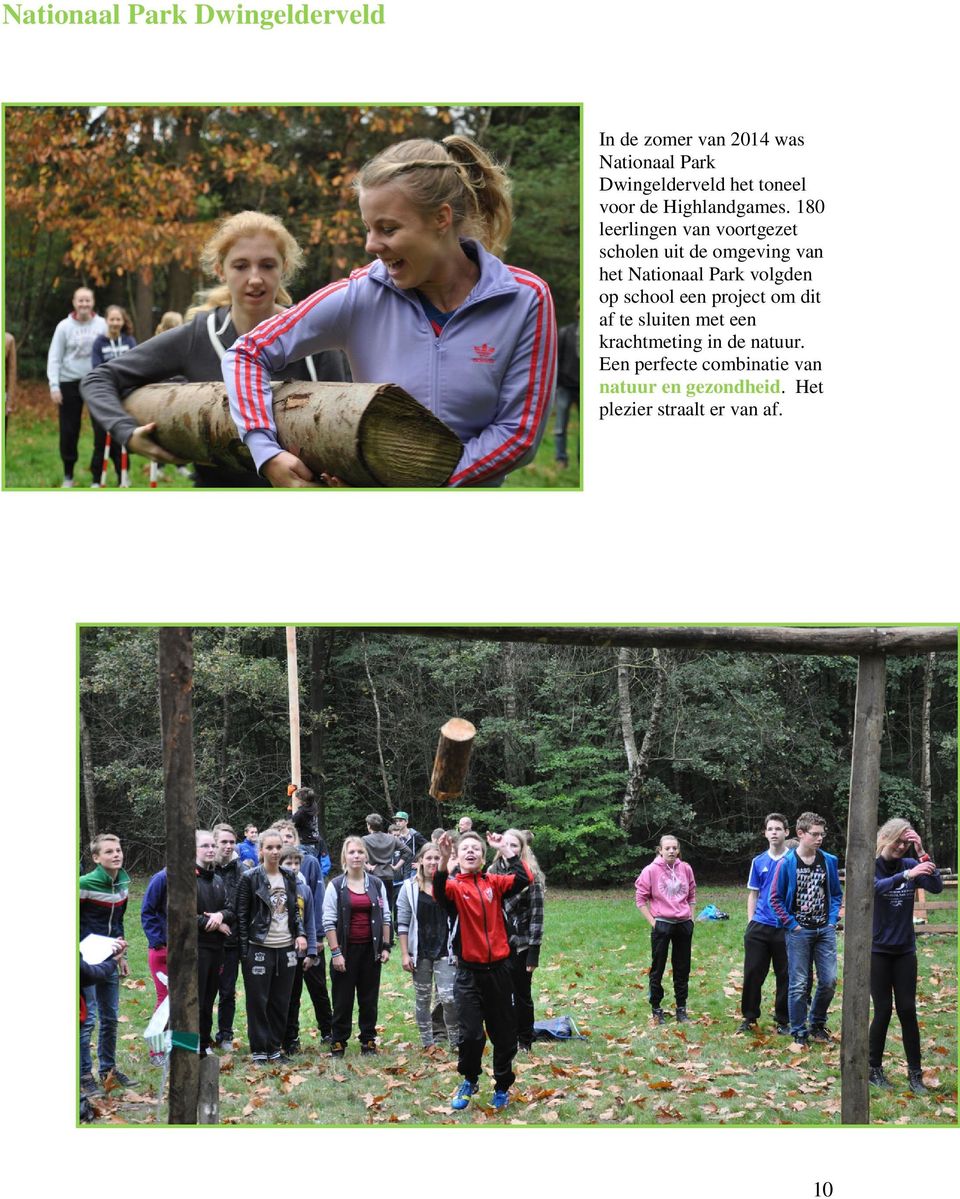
[76,624,958,1128]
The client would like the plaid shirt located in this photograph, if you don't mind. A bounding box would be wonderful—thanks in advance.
[492,863,544,968]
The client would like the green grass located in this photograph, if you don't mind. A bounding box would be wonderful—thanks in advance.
[4,383,579,490]
[88,883,956,1127]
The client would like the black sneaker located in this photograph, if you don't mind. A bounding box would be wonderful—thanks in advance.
[283,1041,300,1056]
[79,1096,96,1123]
[329,1041,346,1058]
[775,1024,791,1036]
[652,1009,668,1025]
[908,1069,928,1094]
[100,1069,136,1089]
[736,1020,757,1035]
[869,1066,893,1089]
[809,1025,832,1044]
[360,1040,378,1056]
[675,1007,691,1023]
[80,1073,100,1097]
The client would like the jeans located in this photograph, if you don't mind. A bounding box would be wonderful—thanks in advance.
[785,924,837,1038]
[553,385,578,464]
[412,956,458,1047]
[80,971,120,1077]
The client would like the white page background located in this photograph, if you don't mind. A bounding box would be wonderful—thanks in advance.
[1,0,956,1181]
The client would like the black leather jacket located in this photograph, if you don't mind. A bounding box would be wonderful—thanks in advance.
[236,866,304,956]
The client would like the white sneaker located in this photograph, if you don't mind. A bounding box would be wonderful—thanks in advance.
[61,478,74,488]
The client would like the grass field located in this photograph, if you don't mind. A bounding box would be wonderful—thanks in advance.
[84,882,957,1128]
[3,382,580,490]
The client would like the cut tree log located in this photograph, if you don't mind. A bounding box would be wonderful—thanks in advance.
[123,380,463,487]
[428,718,477,802]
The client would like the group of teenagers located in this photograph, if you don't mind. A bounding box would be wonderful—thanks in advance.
[79,802,942,1122]
[42,133,557,490]
[637,810,943,1094]
[79,795,547,1116]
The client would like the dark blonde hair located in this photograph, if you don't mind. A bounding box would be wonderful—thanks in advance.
[105,305,134,336]
[413,841,443,890]
[876,817,912,856]
[355,136,513,259]
[340,835,368,869]
[188,210,304,317]
[503,827,545,887]
[154,311,183,336]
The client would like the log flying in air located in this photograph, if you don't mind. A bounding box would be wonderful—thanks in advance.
[122,381,463,487]
[429,718,477,802]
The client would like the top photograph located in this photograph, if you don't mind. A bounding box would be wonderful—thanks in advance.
[3,103,580,489]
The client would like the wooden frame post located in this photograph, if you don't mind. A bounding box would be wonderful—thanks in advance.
[286,627,301,789]
[158,628,200,1125]
[840,652,886,1124]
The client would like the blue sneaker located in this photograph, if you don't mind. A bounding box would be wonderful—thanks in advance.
[451,1080,479,1111]
[491,1088,510,1111]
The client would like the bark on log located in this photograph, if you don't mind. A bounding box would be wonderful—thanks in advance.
[369,626,958,656]
[841,653,886,1125]
[123,381,463,487]
[429,718,477,802]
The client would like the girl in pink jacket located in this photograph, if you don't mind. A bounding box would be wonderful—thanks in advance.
[634,835,697,1024]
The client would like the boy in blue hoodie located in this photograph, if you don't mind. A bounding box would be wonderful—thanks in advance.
[770,811,843,1047]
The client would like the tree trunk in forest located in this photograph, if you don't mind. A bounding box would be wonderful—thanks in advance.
[133,269,154,345]
[286,627,301,789]
[310,629,334,832]
[619,647,668,832]
[79,703,98,851]
[158,628,200,1126]
[121,381,462,487]
[920,651,934,856]
[501,642,522,785]
[164,264,195,322]
[841,653,886,1126]
[362,635,393,815]
[429,718,477,802]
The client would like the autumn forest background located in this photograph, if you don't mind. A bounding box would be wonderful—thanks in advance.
[5,105,580,377]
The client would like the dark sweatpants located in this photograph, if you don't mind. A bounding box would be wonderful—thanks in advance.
[302,951,333,1037]
[508,947,535,1048]
[649,919,693,1010]
[242,943,298,1058]
[216,943,242,1042]
[197,942,224,1052]
[330,945,382,1045]
[57,380,85,476]
[741,920,789,1026]
[455,959,517,1090]
[870,951,921,1070]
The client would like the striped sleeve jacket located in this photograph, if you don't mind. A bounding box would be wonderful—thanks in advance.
[223,239,556,486]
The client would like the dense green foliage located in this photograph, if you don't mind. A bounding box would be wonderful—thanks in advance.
[79,629,957,880]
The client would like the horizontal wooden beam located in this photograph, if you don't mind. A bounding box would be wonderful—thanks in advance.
[355,626,957,656]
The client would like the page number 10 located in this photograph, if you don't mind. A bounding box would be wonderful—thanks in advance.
[815,1186,834,1198]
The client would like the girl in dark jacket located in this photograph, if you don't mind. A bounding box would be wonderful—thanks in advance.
[870,818,943,1093]
[236,829,306,1064]
[81,210,348,486]
[489,828,545,1051]
[321,836,392,1057]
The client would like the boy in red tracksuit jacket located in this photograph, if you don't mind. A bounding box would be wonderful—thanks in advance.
[435,830,533,1113]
